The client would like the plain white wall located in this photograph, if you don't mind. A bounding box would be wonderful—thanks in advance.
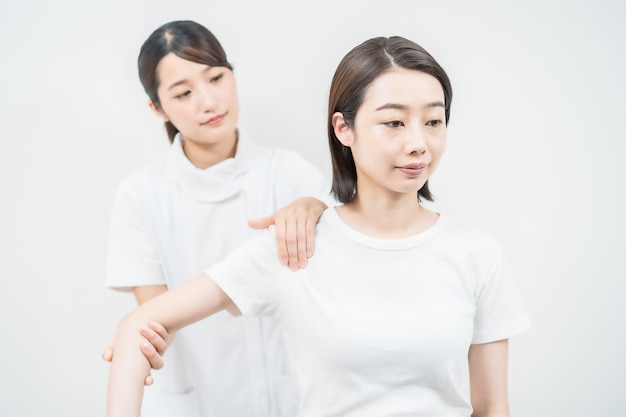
[1,0,625,415]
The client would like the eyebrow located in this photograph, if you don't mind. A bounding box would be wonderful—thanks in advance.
[375,101,445,111]
[165,66,213,91]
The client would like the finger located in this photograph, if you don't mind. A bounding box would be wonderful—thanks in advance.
[144,374,154,386]
[284,217,299,271]
[148,321,169,344]
[141,342,164,370]
[296,216,308,269]
[247,215,275,230]
[273,217,289,266]
[101,347,113,363]
[305,214,317,259]
[140,326,168,356]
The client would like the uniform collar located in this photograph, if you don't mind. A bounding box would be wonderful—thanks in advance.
[165,130,259,202]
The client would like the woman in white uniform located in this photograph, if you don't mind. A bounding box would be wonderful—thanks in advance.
[106,35,531,417]
[104,20,332,417]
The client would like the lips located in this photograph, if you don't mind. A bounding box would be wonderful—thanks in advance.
[397,162,427,176]
[203,114,225,126]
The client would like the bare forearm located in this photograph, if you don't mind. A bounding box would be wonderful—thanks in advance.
[107,314,152,417]
[106,300,185,416]
[106,274,236,416]
[129,273,233,333]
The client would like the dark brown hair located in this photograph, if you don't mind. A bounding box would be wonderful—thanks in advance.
[138,20,233,143]
[328,36,453,204]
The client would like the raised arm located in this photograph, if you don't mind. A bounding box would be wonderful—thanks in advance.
[112,197,329,386]
[468,339,510,417]
[107,274,238,417]
[248,196,327,271]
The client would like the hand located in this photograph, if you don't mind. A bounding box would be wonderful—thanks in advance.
[102,321,172,386]
[248,197,327,271]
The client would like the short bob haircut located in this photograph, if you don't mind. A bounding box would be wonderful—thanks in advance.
[328,36,453,204]
[138,20,234,143]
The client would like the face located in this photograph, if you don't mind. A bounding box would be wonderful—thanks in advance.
[333,68,447,201]
[150,53,239,146]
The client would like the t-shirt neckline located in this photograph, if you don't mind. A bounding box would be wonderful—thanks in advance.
[323,206,446,250]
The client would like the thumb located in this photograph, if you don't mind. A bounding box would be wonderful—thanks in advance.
[102,347,113,363]
[247,215,275,230]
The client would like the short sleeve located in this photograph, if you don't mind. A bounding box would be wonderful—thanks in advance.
[104,180,165,291]
[207,230,283,318]
[472,243,532,344]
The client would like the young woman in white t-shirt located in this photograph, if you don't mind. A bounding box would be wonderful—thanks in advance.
[103,20,333,417]
[106,35,531,417]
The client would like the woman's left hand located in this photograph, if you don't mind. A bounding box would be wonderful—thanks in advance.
[102,321,172,386]
[248,197,327,271]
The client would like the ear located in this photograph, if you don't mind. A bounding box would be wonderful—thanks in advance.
[332,112,354,147]
[148,100,169,122]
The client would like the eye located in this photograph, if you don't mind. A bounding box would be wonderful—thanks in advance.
[174,90,191,100]
[384,120,405,128]
[426,119,443,127]
[210,73,224,83]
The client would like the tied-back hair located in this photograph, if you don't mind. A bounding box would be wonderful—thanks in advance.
[327,36,453,204]
[138,20,233,143]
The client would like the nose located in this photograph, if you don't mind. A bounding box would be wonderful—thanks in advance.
[197,85,218,112]
[407,127,427,155]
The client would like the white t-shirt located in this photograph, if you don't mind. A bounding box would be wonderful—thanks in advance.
[208,208,532,417]
[105,131,332,417]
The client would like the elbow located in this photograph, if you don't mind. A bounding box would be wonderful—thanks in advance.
[119,309,144,331]
[112,310,150,351]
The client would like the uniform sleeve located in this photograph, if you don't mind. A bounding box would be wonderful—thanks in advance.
[272,150,337,208]
[104,179,165,291]
[207,230,283,318]
[472,242,532,344]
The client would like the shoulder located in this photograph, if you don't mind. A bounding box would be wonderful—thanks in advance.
[238,129,320,171]
[253,147,313,170]
[438,215,499,245]
[209,229,280,276]
[110,158,170,217]
[116,158,167,196]
[272,147,316,166]
[269,148,327,187]
[437,216,505,259]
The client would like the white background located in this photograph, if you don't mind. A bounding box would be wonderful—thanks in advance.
[1,0,625,416]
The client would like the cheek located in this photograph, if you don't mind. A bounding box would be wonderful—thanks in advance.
[435,141,447,157]
[356,143,392,172]
[229,90,240,113]
[164,105,198,130]
[161,106,184,125]
[430,134,447,157]
[222,79,239,103]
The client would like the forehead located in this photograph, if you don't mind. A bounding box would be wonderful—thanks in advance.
[362,68,444,109]
[157,53,210,83]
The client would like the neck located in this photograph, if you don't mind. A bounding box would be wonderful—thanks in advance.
[181,130,238,169]
[337,189,438,239]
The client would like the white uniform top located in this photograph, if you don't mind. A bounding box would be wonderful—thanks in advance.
[208,208,532,417]
[105,131,332,417]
